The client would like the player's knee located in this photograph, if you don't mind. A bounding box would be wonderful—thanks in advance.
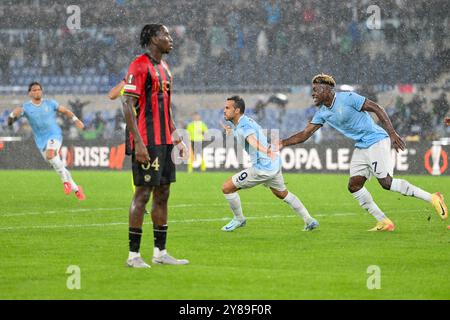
[272,189,287,199]
[136,188,151,204]
[159,189,170,203]
[348,182,362,193]
[222,182,232,194]
[154,186,170,204]
[378,177,392,190]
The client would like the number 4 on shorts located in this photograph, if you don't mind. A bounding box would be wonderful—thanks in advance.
[151,157,160,171]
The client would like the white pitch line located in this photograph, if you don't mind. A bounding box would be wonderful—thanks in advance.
[1,207,127,217]
[0,202,306,217]
[1,203,431,218]
[0,213,359,231]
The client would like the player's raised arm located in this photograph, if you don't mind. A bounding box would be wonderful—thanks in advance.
[280,123,322,149]
[57,105,84,130]
[7,107,23,126]
[361,99,405,152]
[108,80,125,100]
[122,95,150,164]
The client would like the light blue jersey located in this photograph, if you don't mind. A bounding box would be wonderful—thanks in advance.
[22,99,62,151]
[233,115,281,172]
[311,92,388,149]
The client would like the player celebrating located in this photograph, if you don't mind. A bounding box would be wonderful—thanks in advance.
[279,74,447,231]
[122,24,188,268]
[7,82,85,200]
[221,96,319,232]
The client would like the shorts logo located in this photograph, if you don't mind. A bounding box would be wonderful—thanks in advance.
[144,175,151,182]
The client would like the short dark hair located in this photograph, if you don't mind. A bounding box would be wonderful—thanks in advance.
[140,24,163,49]
[28,81,42,92]
[227,96,245,114]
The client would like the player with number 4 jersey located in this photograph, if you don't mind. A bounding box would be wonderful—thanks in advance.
[220,96,319,232]
[122,24,189,268]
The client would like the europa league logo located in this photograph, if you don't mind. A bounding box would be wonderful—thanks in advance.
[424,141,448,175]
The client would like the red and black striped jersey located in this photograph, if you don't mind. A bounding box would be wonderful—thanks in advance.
[123,53,173,148]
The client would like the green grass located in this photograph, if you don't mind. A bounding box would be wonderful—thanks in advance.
[0,170,449,299]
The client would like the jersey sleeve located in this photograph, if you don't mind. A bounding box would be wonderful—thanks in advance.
[238,124,256,140]
[123,59,145,99]
[49,99,59,111]
[310,110,325,125]
[347,92,366,111]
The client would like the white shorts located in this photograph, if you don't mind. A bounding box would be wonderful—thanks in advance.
[40,138,62,159]
[350,137,394,179]
[231,167,286,192]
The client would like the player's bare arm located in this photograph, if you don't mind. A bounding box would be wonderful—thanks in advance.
[57,106,84,130]
[7,107,23,126]
[280,123,322,148]
[108,80,125,100]
[122,95,150,164]
[361,99,405,152]
[246,134,275,159]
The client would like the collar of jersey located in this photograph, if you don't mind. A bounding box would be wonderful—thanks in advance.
[236,114,246,126]
[324,93,336,110]
[30,100,43,107]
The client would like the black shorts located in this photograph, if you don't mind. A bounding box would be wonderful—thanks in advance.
[132,145,176,186]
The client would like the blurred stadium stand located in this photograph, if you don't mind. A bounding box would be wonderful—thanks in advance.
[0,0,449,91]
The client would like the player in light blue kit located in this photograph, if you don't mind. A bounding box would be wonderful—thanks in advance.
[279,74,448,231]
[8,82,86,200]
[221,96,318,232]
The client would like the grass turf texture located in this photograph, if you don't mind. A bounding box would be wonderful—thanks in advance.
[0,170,449,299]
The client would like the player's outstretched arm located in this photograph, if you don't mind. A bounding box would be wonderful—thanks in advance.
[7,107,23,126]
[246,134,275,159]
[57,106,84,130]
[108,80,125,100]
[280,123,322,148]
[122,95,150,164]
[361,99,405,152]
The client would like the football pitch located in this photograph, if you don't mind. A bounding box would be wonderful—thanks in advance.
[0,170,449,300]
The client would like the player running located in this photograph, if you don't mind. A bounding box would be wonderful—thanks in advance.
[279,74,448,231]
[122,24,189,268]
[221,96,319,232]
[7,82,86,200]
